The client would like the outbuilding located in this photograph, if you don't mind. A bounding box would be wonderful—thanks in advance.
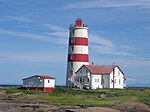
[22,75,55,92]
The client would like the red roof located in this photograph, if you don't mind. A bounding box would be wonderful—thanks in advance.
[39,75,55,79]
[76,65,124,75]
[23,75,55,80]
[67,75,73,78]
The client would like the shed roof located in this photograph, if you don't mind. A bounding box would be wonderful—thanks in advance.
[22,75,55,80]
[76,65,124,75]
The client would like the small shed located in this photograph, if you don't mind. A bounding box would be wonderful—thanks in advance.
[22,75,55,92]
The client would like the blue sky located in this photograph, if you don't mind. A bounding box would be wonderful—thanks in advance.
[0,0,150,87]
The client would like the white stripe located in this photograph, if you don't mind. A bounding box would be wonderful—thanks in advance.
[67,62,89,77]
[74,29,88,38]
[68,46,88,54]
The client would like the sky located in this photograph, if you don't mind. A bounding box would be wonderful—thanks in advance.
[0,0,150,87]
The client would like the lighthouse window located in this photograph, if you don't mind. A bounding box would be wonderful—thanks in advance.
[71,38,74,44]
[70,54,73,60]
[70,70,73,75]
[70,30,74,37]
[72,30,75,35]
[70,46,74,52]
[70,62,73,68]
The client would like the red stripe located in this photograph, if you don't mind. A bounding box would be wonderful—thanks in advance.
[69,37,88,46]
[68,54,89,62]
[22,87,55,92]
[43,87,55,92]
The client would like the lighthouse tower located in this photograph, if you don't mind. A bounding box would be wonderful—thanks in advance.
[66,18,89,87]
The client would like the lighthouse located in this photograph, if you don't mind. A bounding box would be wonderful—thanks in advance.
[66,18,89,87]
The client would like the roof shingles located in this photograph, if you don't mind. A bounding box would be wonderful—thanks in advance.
[84,65,116,74]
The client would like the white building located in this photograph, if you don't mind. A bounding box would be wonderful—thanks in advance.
[22,75,55,92]
[74,65,126,89]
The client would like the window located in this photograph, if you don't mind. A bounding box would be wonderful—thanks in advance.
[71,38,74,44]
[72,30,75,35]
[86,70,88,74]
[70,70,73,75]
[48,80,50,83]
[70,54,73,60]
[95,79,99,82]
[83,78,85,82]
[70,62,73,68]
[87,78,89,82]
[70,46,74,52]
[80,70,82,74]
[80,78,82,82]
[118,71,120,76]
[119,79,121,84]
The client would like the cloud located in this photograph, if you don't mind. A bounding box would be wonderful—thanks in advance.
[64,0,150,9]
[45,31,68,38]
[89,33,134,56]
[42,23,66,31]
[0,51,66,64]
[1,16,31,22]
[41,23,69,44]
[90,56,150,68]
[127,76,150,87]
[0,29,68,45]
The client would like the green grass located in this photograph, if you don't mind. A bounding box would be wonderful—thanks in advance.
[4,87,43,94]
[1,86,150,107]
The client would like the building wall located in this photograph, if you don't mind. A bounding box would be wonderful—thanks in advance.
[76,66,90,76]
[75,66,124,89]
[23,76,44,88]
[109,67,124,89]
[75,66,90,88]
[102,74,110,88]
[44,79,55,88]
[67,62,89,78]
[91,75,102,89]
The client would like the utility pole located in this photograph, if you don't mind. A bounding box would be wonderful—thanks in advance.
[113,62,115,94]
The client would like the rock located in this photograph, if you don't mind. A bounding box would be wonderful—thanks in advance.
[98,93,106,98]
[66,107,120,112]
[112,102,150,112]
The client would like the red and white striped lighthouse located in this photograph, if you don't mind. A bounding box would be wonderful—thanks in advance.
[66,18,89,87]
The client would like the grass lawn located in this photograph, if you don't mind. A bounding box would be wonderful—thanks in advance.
[1,86,150,107]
